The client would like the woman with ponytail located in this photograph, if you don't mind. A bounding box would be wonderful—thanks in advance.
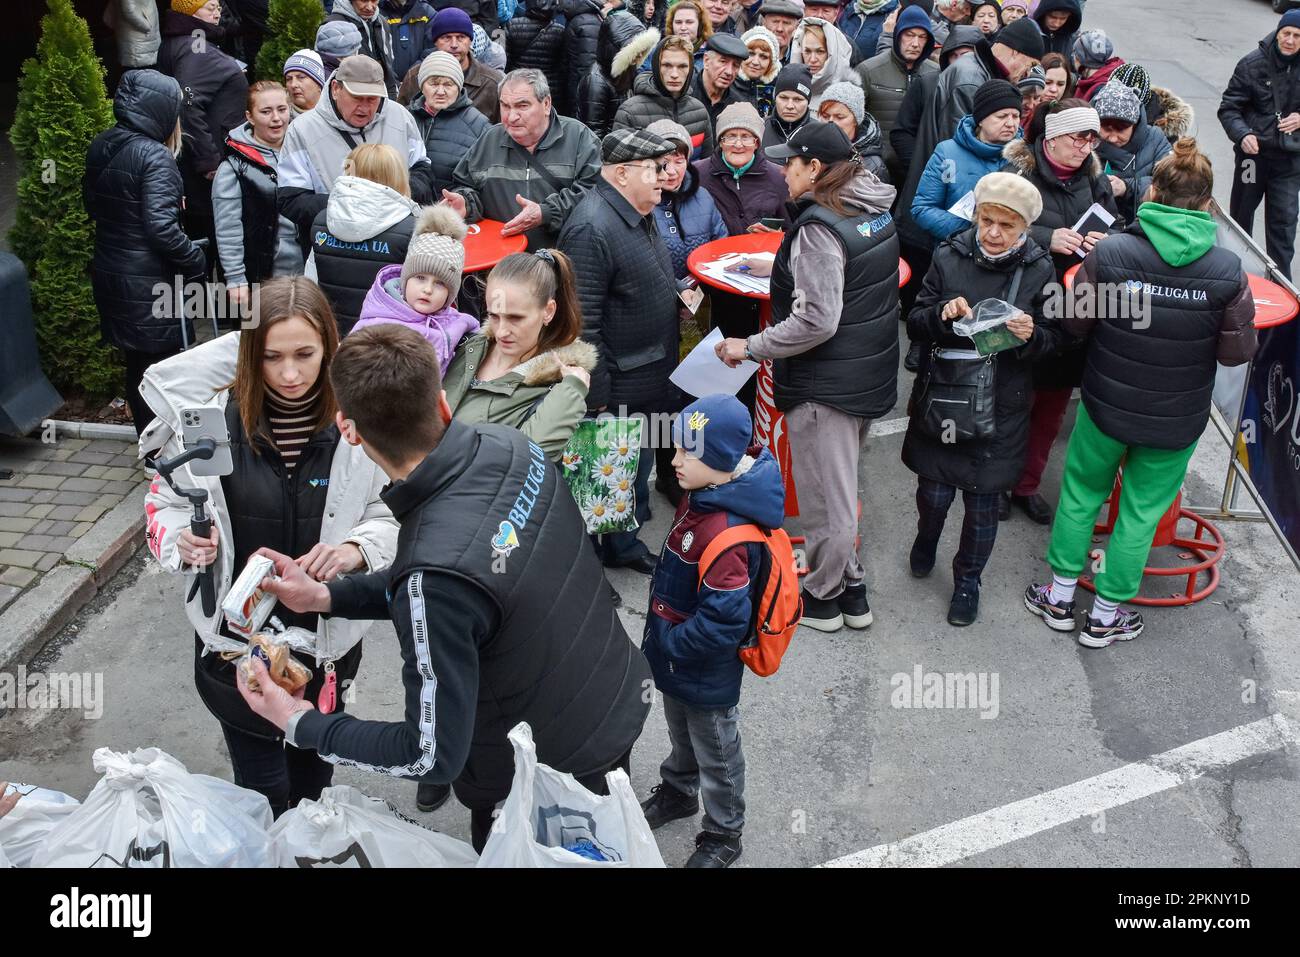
[442,249,596,462]
[1025,138,1258,648]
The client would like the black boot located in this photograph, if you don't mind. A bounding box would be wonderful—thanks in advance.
[909,537,936,578]
[837,582,873,629]
[416,782,451,812]
[685,831,743,868]
[799,590,844,632]
[640,782,699,830]
[1011,493,1053,525]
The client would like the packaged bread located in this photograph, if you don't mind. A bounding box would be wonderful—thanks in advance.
[233,631,313,694]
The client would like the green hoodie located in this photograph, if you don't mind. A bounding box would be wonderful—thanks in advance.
[1136,201,1218,268]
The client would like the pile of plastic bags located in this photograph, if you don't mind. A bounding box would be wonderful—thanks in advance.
[1,723,664,868]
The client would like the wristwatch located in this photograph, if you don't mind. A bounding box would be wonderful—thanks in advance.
[744,343,757,362]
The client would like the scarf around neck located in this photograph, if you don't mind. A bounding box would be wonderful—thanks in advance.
[854,0,893,16]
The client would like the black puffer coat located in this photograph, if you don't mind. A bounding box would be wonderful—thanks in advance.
[576,11,655,137]
[902,229,1061,492]
[852,113,890,184]
[1003,136,1121,389]
[1218,31,1300,154]
[505,0,568,113]
[562,0,606,119]
[410,90,491,194]
[84,70,206,353]
[157,9,249,178]
[558,179,680,413]
[613,47,715,158]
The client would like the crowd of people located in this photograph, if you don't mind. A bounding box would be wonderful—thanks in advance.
[72,0,1297,866]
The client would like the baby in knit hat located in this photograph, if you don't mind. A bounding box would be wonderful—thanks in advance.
[352,206,480,374]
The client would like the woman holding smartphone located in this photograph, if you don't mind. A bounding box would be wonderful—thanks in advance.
[140,277,398,818]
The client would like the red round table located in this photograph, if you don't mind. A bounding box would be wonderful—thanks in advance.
[1062,263,1299,328]
[687,233,912,518]
[463,219,528,274]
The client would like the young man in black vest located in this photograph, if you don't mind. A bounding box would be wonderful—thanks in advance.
[237,323,651,852]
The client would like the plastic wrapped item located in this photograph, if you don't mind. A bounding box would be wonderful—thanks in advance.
[222,554,278,637]
[0,784,81,868]
[269,785,479,868]
[224,626,314,695]
[953,298,1026,356]
[31,748,273,868]
[477,723,665,868]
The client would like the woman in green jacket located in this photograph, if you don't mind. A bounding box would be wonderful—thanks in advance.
[443,249,596,461]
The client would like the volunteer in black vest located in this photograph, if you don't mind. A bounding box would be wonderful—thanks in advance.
[239,323,652,852]
[1025,139,1258,649]
[716,122,899,633]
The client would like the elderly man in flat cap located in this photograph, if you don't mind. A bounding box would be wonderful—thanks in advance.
[560,128,683,574]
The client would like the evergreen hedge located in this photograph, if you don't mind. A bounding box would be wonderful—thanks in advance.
[10,0,118,400]
[255,0,328,82]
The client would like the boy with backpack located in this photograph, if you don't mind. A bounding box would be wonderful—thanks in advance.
[640,394,795,868]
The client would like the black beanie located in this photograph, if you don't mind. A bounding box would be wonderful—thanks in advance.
[995,17,1046,60]
[774,63,813,100]
[972,79,1024,125]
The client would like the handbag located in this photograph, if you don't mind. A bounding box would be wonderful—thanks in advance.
[914,263,1025,443]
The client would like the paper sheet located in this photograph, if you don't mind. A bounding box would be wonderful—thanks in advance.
[948,190,977,222]
[695,251,774,296]
[669,327,759,398]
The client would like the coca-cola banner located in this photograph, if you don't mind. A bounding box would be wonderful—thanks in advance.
[1239,318,1300,558]
[753,358,800,517]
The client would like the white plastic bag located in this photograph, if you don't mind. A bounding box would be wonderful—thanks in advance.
[30,748,274,868]
[0,784,81,868]
[269,785,479,867]
[477,723,665,868]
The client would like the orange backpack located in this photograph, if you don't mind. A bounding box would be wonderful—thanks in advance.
[696,525,803,677]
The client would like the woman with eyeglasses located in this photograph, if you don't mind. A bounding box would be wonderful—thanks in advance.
[1000,98,1121,525]
[409,51,490,195]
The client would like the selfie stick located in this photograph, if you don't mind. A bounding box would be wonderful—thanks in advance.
[147,439,218,617]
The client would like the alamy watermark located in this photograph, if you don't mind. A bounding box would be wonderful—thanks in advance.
[0,667,103,719]
[890,665,1000,719]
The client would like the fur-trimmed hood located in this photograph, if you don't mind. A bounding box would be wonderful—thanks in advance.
[740,27,781,85]
[477,323,600,385]
[1152,86,1194,142]
[1003,136,1102,180]
[598,10,660,78]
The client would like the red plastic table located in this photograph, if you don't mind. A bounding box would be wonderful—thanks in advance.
[687,233,912,518]
[463,219,528,274]
[1062,263,1299,329]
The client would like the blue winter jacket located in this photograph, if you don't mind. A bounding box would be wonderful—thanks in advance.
[652,164,729,280]
[911,114,1010,244]
[642,446,785,709]
[838,0,898,65]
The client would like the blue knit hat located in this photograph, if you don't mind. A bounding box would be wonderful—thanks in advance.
[315,20,362,59]
[1281,10,1300,32]
[430,7,474,43]
[673,395,753,473]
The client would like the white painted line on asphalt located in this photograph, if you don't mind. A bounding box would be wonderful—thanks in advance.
[821,713,1296,868]
[868,416,910,438]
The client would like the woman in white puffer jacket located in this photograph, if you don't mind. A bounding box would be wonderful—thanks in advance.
[138,278,397,817]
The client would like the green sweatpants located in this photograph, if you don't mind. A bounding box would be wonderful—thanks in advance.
[1046,403,1197,603]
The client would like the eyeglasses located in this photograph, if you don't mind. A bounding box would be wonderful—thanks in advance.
[1064,131,1101,149]
[626,160,671,174]
[720,133,758,146]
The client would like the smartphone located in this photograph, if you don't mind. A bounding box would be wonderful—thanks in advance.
[759,217,784,230]
[180,407,234,477]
